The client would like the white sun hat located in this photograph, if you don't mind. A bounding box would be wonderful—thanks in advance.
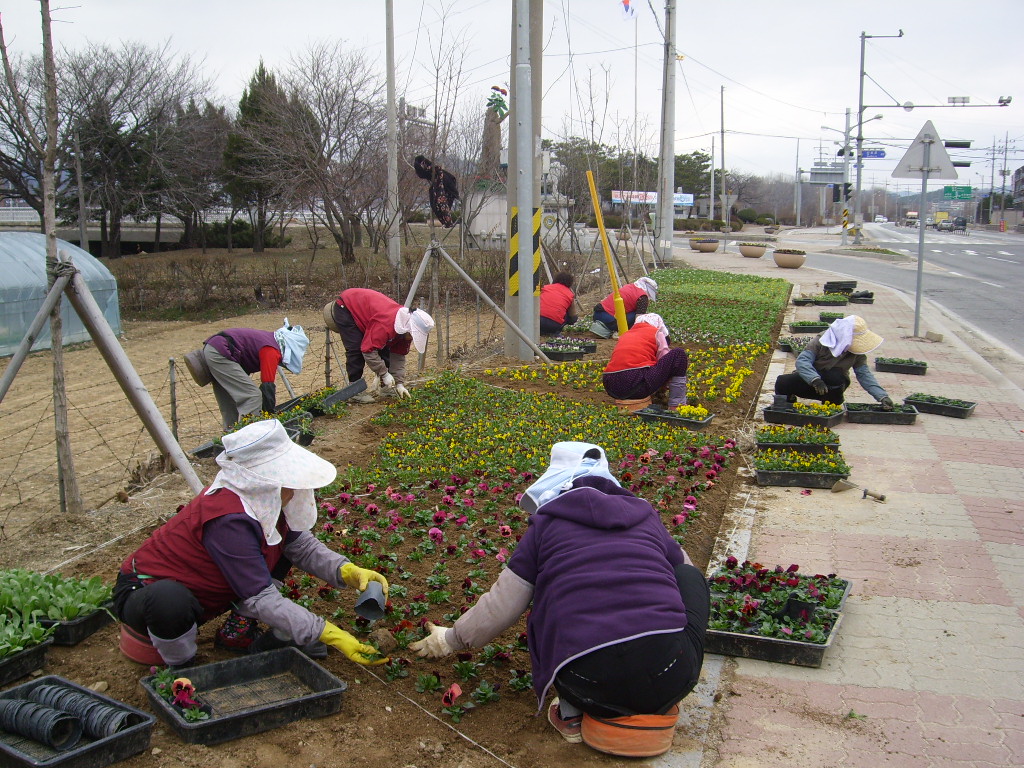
[210,420,337,544]
[395,307,436,354]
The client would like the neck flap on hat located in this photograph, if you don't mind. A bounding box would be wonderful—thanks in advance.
[819,316,856,357]
[521,442,621,515]
[275,320,309,374]
[208,459,317,545]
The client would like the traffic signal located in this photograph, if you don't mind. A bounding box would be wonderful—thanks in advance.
[945,140,971,167]
[843,183,852,201]
[832,185,841,203]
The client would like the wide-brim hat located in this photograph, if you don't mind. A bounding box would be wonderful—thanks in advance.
[323,300,340,333]
[219,420,336,489]
[848,315,883,354]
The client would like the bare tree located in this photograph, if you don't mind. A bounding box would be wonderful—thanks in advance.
[0,4,81,513]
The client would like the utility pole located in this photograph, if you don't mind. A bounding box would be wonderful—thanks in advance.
[793,139,801,227]
[999,131,1009,230]
[385,0,401,281]
[719,85,726,219]
[513,0,535,360]
[841,108,851,244]
[989,137,996,225]
[654,0,676,263]
[709,134,715,221]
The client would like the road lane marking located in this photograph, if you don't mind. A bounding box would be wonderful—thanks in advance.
[931,249,943,253]
[963,250,978,255]
[998,251,1014,256]
[947,271,964,276]
[982,281,1004,288]
[987,256,1019,264]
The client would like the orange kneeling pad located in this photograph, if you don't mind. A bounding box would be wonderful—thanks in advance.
[581,704,680,757]
[119,623,164,666]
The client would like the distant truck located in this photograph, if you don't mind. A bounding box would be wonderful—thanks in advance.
[904,212,919,227]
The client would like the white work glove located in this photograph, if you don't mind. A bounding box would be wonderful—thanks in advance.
[395,384,411,399]
[380,372,396,389]
[409,622,453,659]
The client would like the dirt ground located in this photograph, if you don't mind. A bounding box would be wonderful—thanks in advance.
[0,294,769,768]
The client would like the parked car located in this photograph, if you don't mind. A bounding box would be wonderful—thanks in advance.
[874,215,888,223]
[936,219,953,231]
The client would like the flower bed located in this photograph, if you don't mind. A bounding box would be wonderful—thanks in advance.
[903,393,977,419]
[754,424,840,454]
[875,357,927,375]
[844,403,918,425]
[706,557,851,667]
[752,448,850,488]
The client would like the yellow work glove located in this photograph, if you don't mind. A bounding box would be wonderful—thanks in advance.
[319,621,389,666]
[340,563,389,598]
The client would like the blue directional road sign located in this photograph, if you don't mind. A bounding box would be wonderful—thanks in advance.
[861,149,886,159]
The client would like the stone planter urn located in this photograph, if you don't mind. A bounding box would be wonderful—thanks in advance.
[773,249,806,268]
[738,243,767,259]
[693,239,720,253]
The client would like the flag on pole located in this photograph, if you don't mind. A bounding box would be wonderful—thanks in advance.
[620,0,637,20]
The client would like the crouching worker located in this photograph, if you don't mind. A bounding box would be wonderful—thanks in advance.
[202,321,309,429]
[324,288,434,403]
[113,419,389,668]
[591,276,657,338]
[602,313,689,410]
[539,271,579,336]
[410,441,709,757]
[774,315,893,409]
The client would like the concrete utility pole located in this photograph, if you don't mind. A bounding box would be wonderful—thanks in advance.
[654,0,676,263]
[793,139,800,226]
[841,108,851,245]
[513,0,534,360]
[709,135,715,221]
[719,85,726,219]
[384,0,401,276]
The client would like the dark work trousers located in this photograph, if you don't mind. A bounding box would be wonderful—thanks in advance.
[112,557,294,639]
[774,366,849,404]
[602,348,689,401]
[114,574,203,641]
[540,316,567,336]
[593,306,636,334]
[553,563,710,718]
[332,304,391,384]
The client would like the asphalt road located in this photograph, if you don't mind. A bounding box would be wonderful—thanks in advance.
[780,223,1024,360]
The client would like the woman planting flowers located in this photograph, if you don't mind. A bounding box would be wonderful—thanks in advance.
[411,441,708,758]
[774,315,894,409]
[602,313,690,411]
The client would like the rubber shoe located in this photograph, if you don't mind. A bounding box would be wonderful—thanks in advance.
[547,698,583,743]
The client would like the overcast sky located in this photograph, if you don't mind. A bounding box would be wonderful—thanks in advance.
[3,0,1022,195]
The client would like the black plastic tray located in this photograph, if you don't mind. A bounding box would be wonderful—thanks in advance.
[0,642,51,689]
[541,350,586,362]
[754,441,840,454]
[754,470,849,489]
[849,297,874,304]
[902,397,976,419]
[844,403,918,425]
[706,612,842,668]
[39,606,113,647]
[762,406,845,428]
[875,361,927,375]
[140,648,346,745]
[0,675,154,768]
[788,323,829,334]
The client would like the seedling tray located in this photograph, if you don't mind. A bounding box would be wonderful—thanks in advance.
[813,299,848,306]
[875,361,927,375]
[762,406,845,428]
[754,441,840,454]
[0,642,51,689]
[190,441,223,459]
[540,350,587,362]
[706,612,843,668]
[634,406,714,430]
[39,606,114,647]
[792,298,815,306]
[788,323,829,334]
[844,403,918,425]
[902,397,976,419]
[0,675,154,768]
[849,297,874,304]
[754,470,849,489]
[140,648,346,745]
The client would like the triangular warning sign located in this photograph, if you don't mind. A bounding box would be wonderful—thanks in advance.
[891,121,958,180]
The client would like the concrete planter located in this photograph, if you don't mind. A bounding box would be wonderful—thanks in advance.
[738,244,767,258]
[693,240,720,253]
[773,250,806,269]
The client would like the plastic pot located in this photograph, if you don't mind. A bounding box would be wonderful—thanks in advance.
[0,698,83,751]
[28,683,132,739]
[354,581,386,621]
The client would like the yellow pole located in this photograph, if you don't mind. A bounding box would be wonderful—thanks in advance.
[586,170,629,334]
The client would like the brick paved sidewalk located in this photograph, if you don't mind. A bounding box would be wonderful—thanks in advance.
[672,245,1024,768]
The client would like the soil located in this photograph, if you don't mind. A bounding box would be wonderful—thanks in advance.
[0,296,773,768]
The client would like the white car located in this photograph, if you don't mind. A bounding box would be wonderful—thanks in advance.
[874,215,888,223]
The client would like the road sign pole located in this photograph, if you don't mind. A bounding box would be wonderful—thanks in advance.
[913,138,931,338]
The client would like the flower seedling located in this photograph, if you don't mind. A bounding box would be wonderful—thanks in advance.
[383,658,410,681]
[471,680,501,705]
[414,673,443,694]
[508,669,533,692]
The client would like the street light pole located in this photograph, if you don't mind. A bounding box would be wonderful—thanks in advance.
[853,29,903,244]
